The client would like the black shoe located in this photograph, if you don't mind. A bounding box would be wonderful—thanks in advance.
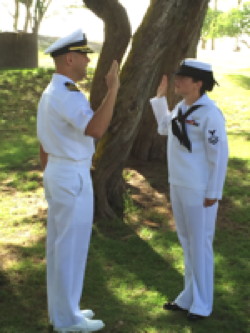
[163,302,186,311]
[187,312,205,320]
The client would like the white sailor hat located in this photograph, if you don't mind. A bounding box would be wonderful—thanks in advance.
[45,29,94,57]
[175,58,218,90]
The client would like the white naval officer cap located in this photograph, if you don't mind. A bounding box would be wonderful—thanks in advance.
[45,29,94,57]
[175,58,218,91]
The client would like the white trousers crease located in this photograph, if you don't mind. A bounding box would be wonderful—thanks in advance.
[43,156,94,328]
[170,184,218,316]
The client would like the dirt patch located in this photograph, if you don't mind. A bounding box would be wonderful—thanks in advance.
[125,159,240,233]
[125,159,175,230]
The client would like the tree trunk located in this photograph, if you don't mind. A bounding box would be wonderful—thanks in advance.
[131,13,203,162]
[14,0,19,31]
[201,37,207,49]
[211,38,215,50]
[24,5,32,32]
[83,0,131,111]
[211,0,218,50]
[234,36,240,51]
[33,0,53,34]
[89,0,209,218]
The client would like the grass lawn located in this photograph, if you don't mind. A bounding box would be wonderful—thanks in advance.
[0,50,249,333]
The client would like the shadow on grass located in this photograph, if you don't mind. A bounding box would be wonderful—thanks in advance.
[0,121,249,332]
[1,66,249,332]
[0,200,249,333]
[227,131,250,141]
[0,239,48,333]
[120,159,249,332]
[85,224,188,333]
[221,157,250,227]
[226,73,250,90]
[0,215,185,333]
[0,157,249,332]
[0,127,40,181]
[90,217,249,332]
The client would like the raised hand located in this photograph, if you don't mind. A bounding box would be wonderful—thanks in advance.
[157,74,168,97]
[106,60,120,91]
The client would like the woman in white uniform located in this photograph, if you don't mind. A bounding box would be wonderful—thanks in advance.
[150,59,228,320]
[37,29,119,332]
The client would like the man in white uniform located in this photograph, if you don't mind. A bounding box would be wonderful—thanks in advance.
[37,29,119,332]
[150,59,228,320]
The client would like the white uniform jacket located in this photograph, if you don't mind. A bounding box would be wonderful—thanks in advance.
[37,73,95,161]
[150,94,228,199]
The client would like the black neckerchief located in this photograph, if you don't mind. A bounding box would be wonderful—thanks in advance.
[172,104,202,152]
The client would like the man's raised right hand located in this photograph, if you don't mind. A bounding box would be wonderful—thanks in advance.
[106,60,120,91]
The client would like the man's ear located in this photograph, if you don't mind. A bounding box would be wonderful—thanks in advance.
[65,52,73,66]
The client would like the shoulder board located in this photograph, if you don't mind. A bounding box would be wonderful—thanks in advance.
[65,82,80,92]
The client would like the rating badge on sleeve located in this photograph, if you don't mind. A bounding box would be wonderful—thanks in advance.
[208,130,219,145]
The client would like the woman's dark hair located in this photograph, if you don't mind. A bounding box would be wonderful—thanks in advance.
[192,77,216,96]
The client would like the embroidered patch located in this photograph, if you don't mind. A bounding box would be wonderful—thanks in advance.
[185,119,199,127]
[208,130,219,145]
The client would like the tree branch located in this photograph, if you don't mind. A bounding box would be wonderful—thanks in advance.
[83,0,131,110]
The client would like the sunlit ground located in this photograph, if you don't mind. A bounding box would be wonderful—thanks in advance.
[198,48,250,72]
[0,44,249,332]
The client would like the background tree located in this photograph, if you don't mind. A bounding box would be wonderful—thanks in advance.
[33,0,52,34]
[211,0,218,49]
[201,8,223,49]
[201,1,250,50]
[84,0,131,112]
[66,0,87,11]
[13,0,19,31]
[226,1,250,48]
[12,0,52,34]
[21,0,33,32]
[240,1,250,47]
[221,8,243,50]
[83,0,210,218]
[1,0,52,68]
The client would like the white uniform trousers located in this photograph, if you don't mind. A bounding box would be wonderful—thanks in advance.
[43,156,94,328]
[170,184,218,316]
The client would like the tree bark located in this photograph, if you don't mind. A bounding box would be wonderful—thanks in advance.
[131,9,203,162]
[14,0,19,31]
[211,0,218,50]
[88,0,209,218]
[33,0,53,35]
[201,37,207,49]
[24,3,32,32]
[83,0,131,111]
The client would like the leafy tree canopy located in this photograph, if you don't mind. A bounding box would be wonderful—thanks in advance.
[202,2,250,39]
